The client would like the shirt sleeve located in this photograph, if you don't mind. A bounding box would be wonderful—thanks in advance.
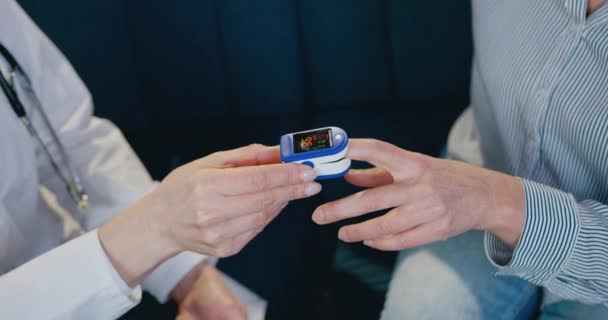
[485,178,608,305]
[142,253,217,303]
[0,229,141,320]
[8,0,211,303]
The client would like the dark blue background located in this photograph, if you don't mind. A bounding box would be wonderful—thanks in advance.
[17,1,472,318]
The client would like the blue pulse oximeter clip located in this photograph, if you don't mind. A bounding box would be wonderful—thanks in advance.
[280,126,351,180]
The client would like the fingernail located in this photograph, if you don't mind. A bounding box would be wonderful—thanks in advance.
[338,230,349,242]
[364,240,374,246]
[312,209,325,223]
[300,168,318,182]
[305,183,322,196]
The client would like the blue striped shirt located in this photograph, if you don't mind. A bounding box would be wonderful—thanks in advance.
[449,0,608,305]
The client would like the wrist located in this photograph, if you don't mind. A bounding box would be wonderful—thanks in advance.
[99,194,181,287]
[483,173,526,247]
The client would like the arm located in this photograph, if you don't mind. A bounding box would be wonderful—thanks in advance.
[6,1,314,312]
[2,0,193,302]
[13,0,212,301]
[0,200,141,319]
[98,144,320,286]
[313,139,608,305]
[0,145,316,319]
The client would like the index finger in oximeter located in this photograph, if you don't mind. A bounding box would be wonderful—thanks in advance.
[280,126,351,180]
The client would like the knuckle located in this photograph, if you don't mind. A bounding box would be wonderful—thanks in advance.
[369,139,384,150]
[426,194,446,214]
[359,190,380,213]
[248,171,269,190]
[377,218,391,234]
[289,185,303,200]
[230,245,244,256]
[215,150,229,159]
[215,245,233,258]
[226,240,244,257]
[287,165,301,184]
[192,171,218,194]
[434,201,448,215]
[437,219,452,239]
[255,211,267,227]
[386,147,401,164]
[399,235,411,248]
[367,139,386,155]
[418,180,435,196]
[202,229,221,245]
[209,150,228,163]
[194,209,210,228]
[192,181,208,198]
[414,152,433,170]
[255,191,275,211]
[256,225,266,234]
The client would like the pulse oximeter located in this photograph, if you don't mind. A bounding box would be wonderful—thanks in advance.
[280,126,351,180]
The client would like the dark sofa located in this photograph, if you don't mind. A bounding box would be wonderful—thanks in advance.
[17,1,472,318]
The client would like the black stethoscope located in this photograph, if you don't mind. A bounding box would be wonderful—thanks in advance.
[0,43,89,211]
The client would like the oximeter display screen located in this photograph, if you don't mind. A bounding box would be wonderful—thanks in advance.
[293,129,333,154]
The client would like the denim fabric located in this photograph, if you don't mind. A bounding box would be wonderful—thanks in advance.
[381,231,608,320]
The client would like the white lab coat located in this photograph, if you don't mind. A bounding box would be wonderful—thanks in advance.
[0,1,265,319]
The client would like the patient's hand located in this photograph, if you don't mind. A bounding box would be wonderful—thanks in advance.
[312,139,525,251]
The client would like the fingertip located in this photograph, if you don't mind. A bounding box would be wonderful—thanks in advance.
[299,166,318,182]
[338,228,350,242]
[305,182,322,196]
[312,208,326,224]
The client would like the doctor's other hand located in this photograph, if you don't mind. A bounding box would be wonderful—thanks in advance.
[99,144,321,287]
[172,262,246,320]
[312,139,526,251]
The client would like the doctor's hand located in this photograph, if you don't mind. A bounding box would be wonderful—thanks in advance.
[99,144,321,287]
[148,144,321,257]
[172,262,246,320]
[312,139,526,251]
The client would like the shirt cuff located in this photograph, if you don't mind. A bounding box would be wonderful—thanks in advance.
[93,230,143,303]
[484,179,580,285]
[142,252,217,303]
[0,230,142,319]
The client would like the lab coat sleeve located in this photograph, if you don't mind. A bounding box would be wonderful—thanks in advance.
[0,223,141,319]
[7,0,209,303]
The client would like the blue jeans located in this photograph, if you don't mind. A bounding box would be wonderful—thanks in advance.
[381,231,608,320]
